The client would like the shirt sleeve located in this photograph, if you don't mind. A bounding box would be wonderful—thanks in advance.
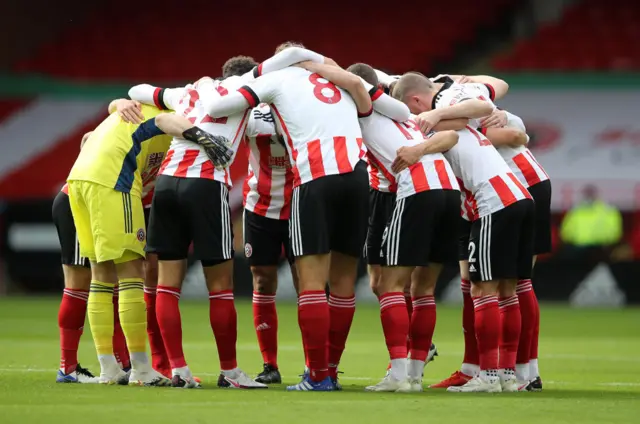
[253,47,324,78]
[360,78,410,121]
[504,111,527,133]
[205,72,280,118]
[374,68,399,86]
[128,84,185,110]
[247,106,276,136]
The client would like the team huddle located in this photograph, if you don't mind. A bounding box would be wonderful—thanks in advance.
[52,42,551,393]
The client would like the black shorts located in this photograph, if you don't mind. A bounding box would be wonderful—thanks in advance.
[365,189,396,265]
[459,217,472,261]
[52,191,89,268]
[528,180,552,255]
[243,209,293,267]
[381,189,460,267]
[468,199,535,282]
[290,161,368,257]
[147,175,234,264]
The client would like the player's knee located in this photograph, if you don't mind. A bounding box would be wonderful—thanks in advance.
[91,261,118,284]
[498,280,517,297]
[63,265,92,290]
[203,259,234,292]
[115,257,145,280]
[410,266,436,296]
[368,266,382,296]
[471,281,499,297]
[251,266,278,294]
[144,254,159,287]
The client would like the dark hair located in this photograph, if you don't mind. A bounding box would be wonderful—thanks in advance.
[222,55,258,78]
[346,63,378,87]
[275,41,305,54]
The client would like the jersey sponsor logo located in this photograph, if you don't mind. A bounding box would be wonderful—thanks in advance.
[147,152,165,168]
[136,228,145,242]
[268,156,291,169]
[244,243,253,258]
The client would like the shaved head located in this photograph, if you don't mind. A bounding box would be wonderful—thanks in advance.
[346,63,378,87]
[392,73,433,102]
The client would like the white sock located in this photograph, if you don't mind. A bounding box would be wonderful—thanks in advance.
[172,366,191,377]
[130,351,150,370]
[390,358,407,381]
[529,359,539,378]
[408,359,425,379]
[98,354,119,372]
[516,363,530,381]
[222,367,240,377]
[461,363,480,377]
[480,369,499,383]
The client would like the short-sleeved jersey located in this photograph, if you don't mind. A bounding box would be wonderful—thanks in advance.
[359,112,458,200]
[237,67,365,187]
[242,104,294,220]
[67,105,171,199]
[158,76,252,186]
[433,87,531,220]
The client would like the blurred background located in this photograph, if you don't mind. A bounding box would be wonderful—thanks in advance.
[0,0,638,305]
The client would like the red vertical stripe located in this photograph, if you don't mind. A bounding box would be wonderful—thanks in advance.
[280,168,294,220]
[489,176,517,206]
[394,121,413,140]
[526,150,549,179]
[513,153,541,186]
[271,105,300,187]
[242,171,253,206]
[199,160,215,179]
[158,149,175,175]
[254,136,273,216]
[307,139,326,180]
[356,137,365,159]
[457,177,476,220]
[409,163,430,192]
[367,152,397,192]
[434,159,453,189]
[507,173,532,199]
[174,150,199,178]
[333,136,352,174]
[369,162,381,190]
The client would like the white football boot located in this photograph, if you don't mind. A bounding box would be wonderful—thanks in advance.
[447,375,502,393]
[218,368,268,389]
[365,374,412,392]
[396,377,423,393]
[129,367,171,386]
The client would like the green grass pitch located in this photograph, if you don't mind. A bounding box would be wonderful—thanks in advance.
[0,298,639,424]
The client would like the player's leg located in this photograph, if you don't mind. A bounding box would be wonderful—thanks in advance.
[146,175,194,387]
[111,285,130,372]
[143,252,170,377]
[52,189,97,382]
[244,209,285,384]
[326,163,368,387]
[286,179,334,392]
[431,217,476,389]
[188,179,264,389]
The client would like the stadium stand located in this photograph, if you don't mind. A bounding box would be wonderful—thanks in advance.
[14,0,512,81]
[493,0,640,71]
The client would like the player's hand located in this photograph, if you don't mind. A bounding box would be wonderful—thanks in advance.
[194,76,214,89]
[392,145,424,173]
[480,109,507,128]
[415,110,442,133]
[116,99,144,124]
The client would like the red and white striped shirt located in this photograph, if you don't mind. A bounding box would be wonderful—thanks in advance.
[359,112,459,200]
[230,67,365,187]
[484,111,550,188]
[156,77,252,186]
[242,104,294,220]
[435,88,532,219]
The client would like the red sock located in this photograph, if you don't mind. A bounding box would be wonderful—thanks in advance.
[379,292,409,360]
[328,293,356,379]
[209,290,238,370]
[404,290,413,353]
[409,295,436,361]
[516,279,535,367]
[112,290,130,369]
[156,286,186,369]
[498,295,521,370]
[58,288,88,374]
[461,279,479,367]
[253,292,278,368]
[530,286,540,362]
[298,291,329,382]
[144,287,169,373]
[473,295,500,370]
[297,296,310,368]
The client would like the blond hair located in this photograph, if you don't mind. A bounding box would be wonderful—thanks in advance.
[392,73,433,101]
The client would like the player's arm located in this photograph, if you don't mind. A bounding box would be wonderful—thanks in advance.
[127,84,186,111]
[296,61,372,115]
[452,75,508,100]
[204,72,280,118]
[366,84,410,121]
[416,99,494,133]
[108,98,144,123]
[480,127,528,147]
[432,118,468,131]
[374,68,399,87]
[250,47,326,79]
[391,130,459,173]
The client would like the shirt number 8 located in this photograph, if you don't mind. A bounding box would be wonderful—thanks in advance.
[309,73,342,104]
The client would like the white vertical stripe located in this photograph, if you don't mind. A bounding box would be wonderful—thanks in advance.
[393,199,405,265]
[291,187,302,256]
[242,209,246,248]
[294,187,303,255]
[486,214,492,280]
[480,216,487,281]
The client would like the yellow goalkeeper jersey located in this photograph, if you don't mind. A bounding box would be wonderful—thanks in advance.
[68,105,171,198]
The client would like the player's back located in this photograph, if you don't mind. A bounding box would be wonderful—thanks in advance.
[68,104,169,197]
[264,67,364,185]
